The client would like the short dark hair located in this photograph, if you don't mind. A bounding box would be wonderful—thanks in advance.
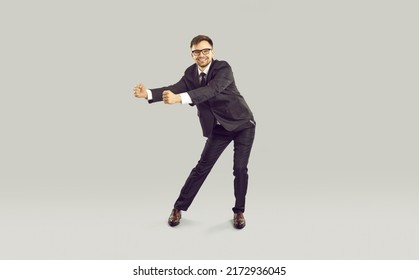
[190,35,213,48]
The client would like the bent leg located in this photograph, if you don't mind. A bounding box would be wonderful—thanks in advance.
[174,127,233,210]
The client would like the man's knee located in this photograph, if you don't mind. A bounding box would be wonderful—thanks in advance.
[195,159,215,174]
[233,165,248,176]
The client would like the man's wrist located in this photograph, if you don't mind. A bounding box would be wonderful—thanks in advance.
[179,92,192,104]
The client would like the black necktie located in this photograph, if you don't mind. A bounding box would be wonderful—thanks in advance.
[200,72,206,87]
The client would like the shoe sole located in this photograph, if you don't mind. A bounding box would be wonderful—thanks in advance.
[168,220,180,227]
[233,223,246,229]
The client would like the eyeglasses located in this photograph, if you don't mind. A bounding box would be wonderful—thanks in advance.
[191,48,212,56]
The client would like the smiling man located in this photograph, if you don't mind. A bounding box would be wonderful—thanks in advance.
[133,35,256,229]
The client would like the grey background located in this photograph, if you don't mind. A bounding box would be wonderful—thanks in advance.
[0,0,418,259]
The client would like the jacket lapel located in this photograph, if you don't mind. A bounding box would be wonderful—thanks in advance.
[206,59,216,82]
[193,64,201,88]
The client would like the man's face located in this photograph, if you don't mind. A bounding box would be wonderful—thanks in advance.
[191,40,214,69]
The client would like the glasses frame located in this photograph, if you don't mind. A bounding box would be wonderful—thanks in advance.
[191,48,212,56]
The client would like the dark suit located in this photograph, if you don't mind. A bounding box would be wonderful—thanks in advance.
[149,59,255,213]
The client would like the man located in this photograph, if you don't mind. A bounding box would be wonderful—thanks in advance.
[133,35,255,229]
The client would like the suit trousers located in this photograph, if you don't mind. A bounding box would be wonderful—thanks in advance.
[174,122,255,213]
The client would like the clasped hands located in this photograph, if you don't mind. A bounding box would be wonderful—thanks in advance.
[133,83,181,104]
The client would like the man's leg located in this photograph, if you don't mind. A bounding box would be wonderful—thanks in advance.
[174,126,232,211]
[232,125,255,214]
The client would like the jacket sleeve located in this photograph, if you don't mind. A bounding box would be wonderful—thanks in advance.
[148,76,188,103]
[187,62,234,105]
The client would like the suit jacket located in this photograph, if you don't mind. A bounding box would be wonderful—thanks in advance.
[149,59,255,137]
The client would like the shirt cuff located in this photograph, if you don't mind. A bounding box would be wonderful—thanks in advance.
[146,89,152,100]
[179,92,192,104]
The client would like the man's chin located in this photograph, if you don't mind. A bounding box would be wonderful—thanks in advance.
[197,61,210,68]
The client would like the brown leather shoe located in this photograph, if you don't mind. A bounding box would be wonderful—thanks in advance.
[233,212,246,229]
[168,208,181,227]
